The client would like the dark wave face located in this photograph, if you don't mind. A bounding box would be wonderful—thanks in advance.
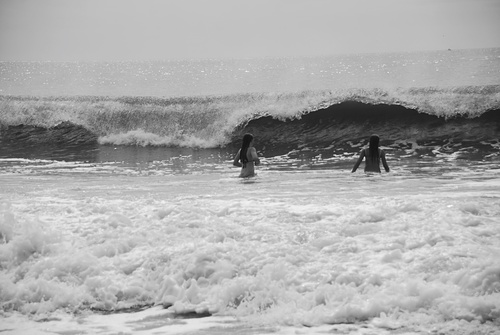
[234,102,500,161]
[0,121,99,161]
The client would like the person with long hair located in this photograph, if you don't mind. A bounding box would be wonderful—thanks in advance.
[351,134,390,173]
[233,133,261,177]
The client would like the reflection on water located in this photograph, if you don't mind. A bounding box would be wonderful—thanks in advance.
[0,143,235,174]
[0,141,99,162]
[96,145,232,167]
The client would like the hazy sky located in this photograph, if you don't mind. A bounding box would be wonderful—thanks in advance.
[1,0,499,61]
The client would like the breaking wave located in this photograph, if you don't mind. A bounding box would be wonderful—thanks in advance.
[0,85,499,158]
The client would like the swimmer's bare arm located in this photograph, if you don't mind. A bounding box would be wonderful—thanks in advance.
[250,147,260,165]
[381,150,390,172]
[233,149,242,167]
[351,149,365,172]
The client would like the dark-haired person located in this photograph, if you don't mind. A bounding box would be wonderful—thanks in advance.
[351,134,390,173]
[233,133,261,177]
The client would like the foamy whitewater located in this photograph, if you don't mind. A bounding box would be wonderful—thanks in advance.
[1,48,500,334]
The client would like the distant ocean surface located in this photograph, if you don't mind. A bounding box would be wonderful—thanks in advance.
[1,49,499,335]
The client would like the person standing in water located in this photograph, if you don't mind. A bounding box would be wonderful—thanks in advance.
[233,133,261,177]
[351,134,390,173]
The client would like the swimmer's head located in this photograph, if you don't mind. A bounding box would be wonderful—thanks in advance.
[369,134,380,148]
[368,134,380,161]
[240,133,254,165]
[242,133,254,146]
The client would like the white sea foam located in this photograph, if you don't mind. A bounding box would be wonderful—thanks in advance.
[1,164,499,334]
[98,128,225,148]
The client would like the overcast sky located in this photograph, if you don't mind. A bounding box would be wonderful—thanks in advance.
[1,0,499,61]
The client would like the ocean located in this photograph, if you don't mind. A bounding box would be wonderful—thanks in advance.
[1,48,499,334]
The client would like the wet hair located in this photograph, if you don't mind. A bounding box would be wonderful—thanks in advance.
[368,134,380,163]
[240,133,254,166]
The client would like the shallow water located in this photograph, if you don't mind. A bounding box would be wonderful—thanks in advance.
[1,159,500,334]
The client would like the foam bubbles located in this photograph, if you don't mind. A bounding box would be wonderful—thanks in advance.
[1,165,500,334]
